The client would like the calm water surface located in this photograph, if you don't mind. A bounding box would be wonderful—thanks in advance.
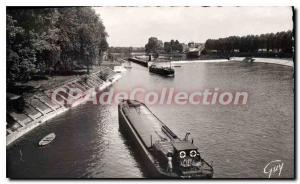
[7,61,294,178]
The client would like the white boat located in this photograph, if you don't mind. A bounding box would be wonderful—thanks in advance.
[39,133,56,146]
[114,66,126,73]
[124,65,132,69]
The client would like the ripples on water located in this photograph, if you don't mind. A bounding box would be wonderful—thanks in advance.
[7,61,294,178]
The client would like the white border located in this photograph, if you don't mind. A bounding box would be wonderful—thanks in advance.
[2,0,297,6]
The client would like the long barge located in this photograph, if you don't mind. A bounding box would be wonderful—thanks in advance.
[128,57,148,67]
[118,99,213,178]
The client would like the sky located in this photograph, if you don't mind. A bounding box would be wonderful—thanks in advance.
[93,7,293,47]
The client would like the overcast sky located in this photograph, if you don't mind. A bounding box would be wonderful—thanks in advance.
[93,7,293,47]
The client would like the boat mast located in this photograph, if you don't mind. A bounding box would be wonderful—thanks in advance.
[170,42,173,68]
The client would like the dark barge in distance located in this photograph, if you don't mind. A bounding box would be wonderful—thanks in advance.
[118,99,213,178]
[128,57,149,67]
[149,64,175,77]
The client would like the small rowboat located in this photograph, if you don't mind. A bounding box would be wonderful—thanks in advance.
[39,133,56,146]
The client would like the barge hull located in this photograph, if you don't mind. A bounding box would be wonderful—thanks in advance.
[118,105,163,178]
[149,68,175,77]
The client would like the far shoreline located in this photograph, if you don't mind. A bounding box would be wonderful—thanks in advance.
[170,57,294,67]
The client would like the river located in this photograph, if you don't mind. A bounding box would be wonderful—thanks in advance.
[7,60,294,178]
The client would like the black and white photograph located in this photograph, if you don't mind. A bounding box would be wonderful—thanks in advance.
[4,3,295,180]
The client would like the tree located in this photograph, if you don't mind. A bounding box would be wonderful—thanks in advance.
[204,30,293,54]
[145,37,163,56]
[164,42,171,53]
[7,7,109,82]
[7,8,61,74]
[164,39,184,53]
[7,15,36,81]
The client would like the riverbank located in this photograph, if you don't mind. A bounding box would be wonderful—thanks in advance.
[171,57,294,67]
[128,55,293,67]
[230,57,294,67]
[6,66,122,147]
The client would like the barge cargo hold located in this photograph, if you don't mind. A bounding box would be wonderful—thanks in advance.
[118,99,213,178]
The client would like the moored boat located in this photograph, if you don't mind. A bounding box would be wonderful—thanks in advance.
[124,65,133,69]
[38,133,56,146]
[173,65,182,68]
[118,99,213,178]
[243,57,255,62]
[149,64,175,77]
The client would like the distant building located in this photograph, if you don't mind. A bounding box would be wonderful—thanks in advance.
[181,43,188,52]
[186,42,205,58]
[187,42,204,49]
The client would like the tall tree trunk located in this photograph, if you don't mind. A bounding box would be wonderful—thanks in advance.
[87,55,90,74]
